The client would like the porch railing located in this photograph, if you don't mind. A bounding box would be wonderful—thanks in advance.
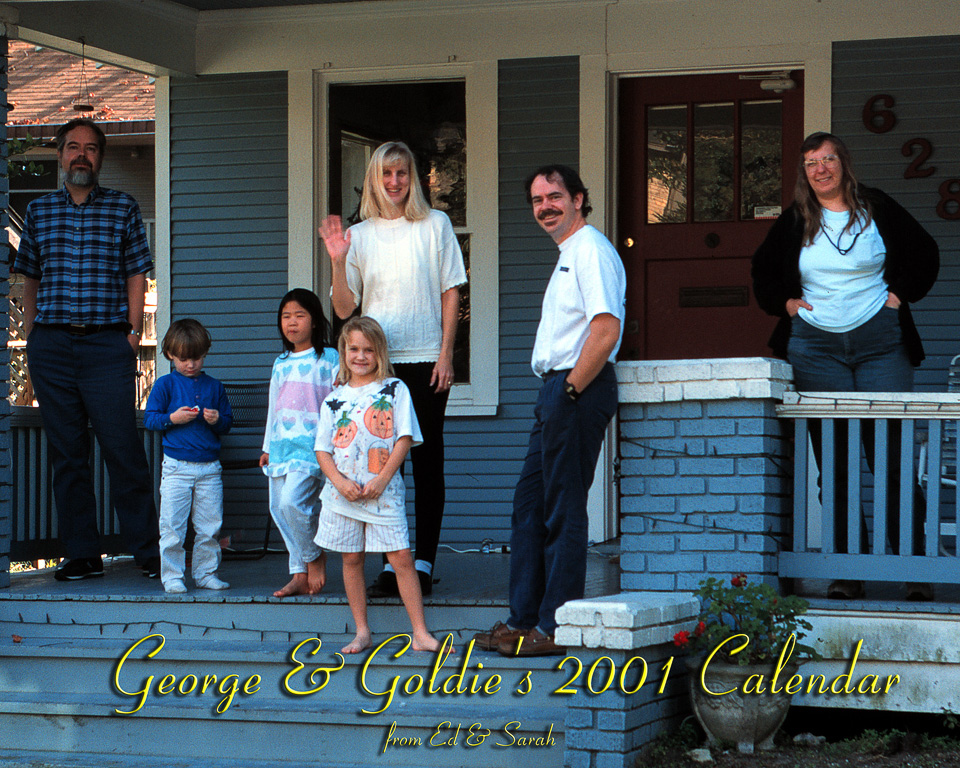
[777,391,960,584]
[9,406,162,562]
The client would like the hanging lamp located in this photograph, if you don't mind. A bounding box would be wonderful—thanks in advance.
[72,37,94,113]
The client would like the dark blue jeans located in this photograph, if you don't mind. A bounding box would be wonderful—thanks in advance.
[27,325,159,564]
[788,308,923,554]
[508,364,618,634]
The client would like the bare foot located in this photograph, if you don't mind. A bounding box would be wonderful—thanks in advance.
[306,553,327,594]
[341,631,373,654]
[273,572,309,598]
[413,631,456,654]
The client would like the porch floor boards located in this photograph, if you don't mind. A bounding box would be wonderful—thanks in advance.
[3,542,621,608]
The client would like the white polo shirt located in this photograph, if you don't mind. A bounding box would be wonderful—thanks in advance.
[531,224,627,377]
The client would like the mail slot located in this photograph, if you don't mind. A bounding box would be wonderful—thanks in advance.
[678,286,749,308]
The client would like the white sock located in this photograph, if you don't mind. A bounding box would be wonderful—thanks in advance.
[383,564,396,574]
[415,560,432,575]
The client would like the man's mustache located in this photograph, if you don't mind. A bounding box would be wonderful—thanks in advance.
[538,209,562,220]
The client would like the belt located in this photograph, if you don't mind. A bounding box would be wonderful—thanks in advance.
[45,323,129,337]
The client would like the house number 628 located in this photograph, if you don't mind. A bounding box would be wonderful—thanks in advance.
[862,93,960,220]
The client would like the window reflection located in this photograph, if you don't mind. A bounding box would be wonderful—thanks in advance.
[693,102,734,222]
[647,105,687,224]
[741,100,783,220]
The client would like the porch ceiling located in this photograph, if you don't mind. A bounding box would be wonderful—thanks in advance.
[0,0,392,76]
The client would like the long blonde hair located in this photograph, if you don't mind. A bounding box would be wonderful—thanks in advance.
[359,141,431,222]
[337,316,395,384]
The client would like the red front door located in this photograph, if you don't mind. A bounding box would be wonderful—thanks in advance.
[617,71,804,360]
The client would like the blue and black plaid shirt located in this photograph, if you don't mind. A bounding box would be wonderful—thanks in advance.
[13,185,153,325]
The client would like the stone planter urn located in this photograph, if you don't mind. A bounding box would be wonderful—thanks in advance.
[687,659,799,754]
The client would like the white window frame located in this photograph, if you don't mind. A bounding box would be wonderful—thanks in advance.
[310,62,500,417]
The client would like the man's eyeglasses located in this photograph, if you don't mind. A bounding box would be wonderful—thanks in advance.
[803,155,840,169]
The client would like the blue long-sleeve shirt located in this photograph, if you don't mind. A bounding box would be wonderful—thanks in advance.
[144,370,233,462]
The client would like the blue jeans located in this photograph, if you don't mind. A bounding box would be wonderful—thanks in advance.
[269,472,322,574]
[787,308,923,554]
[508,364,618,635]
[788,307,913,392]
[27,325,160,564]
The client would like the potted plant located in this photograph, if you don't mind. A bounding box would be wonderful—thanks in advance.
[673,573,818,753]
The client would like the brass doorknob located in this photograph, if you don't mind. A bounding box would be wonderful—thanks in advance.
[623,237,634,248]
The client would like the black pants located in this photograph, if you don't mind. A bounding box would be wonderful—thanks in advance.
[392,362,450,567]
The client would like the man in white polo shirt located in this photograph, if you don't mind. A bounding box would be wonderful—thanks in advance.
[474,165,626,656]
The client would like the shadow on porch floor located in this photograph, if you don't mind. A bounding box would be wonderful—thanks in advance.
[796,577,960,613]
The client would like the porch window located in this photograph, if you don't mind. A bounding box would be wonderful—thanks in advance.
[318,68,498,415]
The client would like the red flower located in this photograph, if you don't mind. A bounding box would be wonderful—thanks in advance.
[731,573,747,588]
[694,621,706,637]
[673,630,690,647]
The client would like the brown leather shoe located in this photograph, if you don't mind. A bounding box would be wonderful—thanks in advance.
[472,621,526,651]
[498,627,565,657]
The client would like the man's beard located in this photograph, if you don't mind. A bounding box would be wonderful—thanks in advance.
[66,167,97,187]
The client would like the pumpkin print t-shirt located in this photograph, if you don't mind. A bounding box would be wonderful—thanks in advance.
[315,378,423,524]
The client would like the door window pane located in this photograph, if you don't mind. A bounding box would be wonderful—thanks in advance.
[646,105,687,224]
[693,102,734,222]
[741,100,783,220]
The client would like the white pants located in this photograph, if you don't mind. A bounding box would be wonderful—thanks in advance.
[159,457,223,587]
[269,473,323,573]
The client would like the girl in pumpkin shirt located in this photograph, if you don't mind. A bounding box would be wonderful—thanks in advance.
[315,316,447,655]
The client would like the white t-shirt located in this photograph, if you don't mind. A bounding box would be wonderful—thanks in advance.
[315,378,423,525]
[345,209,468,363]
[531,224,627,377]
[797,208,888,333]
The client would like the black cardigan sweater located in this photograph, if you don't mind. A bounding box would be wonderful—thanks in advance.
[751,186,939,366]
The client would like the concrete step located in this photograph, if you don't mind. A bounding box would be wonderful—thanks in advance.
[1,595,506,643]
[1,632,568,767]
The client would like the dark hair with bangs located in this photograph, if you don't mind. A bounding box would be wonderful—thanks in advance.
[277,288,332,357]
[524,164,592,218]
[162,318,212,361]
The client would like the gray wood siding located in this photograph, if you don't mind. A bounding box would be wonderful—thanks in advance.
[169,72,289,545]
[439,57,580,549]
[169,72,289,382]
[833,37,960,391]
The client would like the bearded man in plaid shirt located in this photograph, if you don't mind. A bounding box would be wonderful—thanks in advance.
[13,118,161,582]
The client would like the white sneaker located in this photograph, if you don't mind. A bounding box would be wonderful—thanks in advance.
[197,574,230,590]
[164,579,187,594]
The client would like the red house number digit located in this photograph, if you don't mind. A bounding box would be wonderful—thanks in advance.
[937,179,960,221]
[862,94,897,134]
[901,139,936,179]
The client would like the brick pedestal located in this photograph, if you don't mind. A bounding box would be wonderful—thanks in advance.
[617,358,794,592]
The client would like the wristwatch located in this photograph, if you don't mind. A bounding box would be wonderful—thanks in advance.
[564,378,581,402]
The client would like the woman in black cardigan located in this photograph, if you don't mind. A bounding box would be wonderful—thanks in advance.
[752,131,939,600]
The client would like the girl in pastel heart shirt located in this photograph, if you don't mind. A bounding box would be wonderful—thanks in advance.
[260,289,339,598]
